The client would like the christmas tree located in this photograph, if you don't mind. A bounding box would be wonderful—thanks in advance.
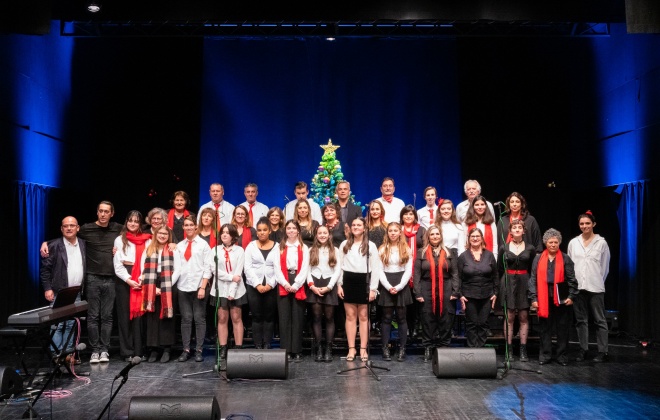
[310,139,363,210]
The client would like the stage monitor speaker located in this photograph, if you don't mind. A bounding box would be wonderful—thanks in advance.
[0,366,23,397]
[432,348,497,378]
[128,396,220,420]
[226,349,288,380]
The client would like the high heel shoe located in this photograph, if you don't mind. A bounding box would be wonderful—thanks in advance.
[346,347,356,361]
[360,348,369,362]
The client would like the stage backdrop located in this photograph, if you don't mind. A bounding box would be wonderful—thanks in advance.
[200,38,462,212]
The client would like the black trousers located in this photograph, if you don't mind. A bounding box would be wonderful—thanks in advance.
[247,286,277,347]
[465,297,491,348]
[277,293,306,354]
[419,280,455,348]
[115,276,145,357]
[538,285,572,363]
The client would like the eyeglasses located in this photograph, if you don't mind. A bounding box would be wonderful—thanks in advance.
[62,224,78,229]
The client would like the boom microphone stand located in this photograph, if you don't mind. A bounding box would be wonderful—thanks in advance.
[337,224,389,381]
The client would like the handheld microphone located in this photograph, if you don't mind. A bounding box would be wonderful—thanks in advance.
[493,201,505,207]
[413,193,417,208]
[114,356,142,380]
[53,343,86,364]
[284,195,290,202]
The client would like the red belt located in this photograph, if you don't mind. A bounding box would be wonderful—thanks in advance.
[506,269,528,275]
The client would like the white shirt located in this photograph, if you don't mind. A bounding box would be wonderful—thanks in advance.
[417,205,438,229]
[274,241,310,292]
[243,242,280,288]
[198,200,235,226]
[567,234,610,293]
[209,244,246,299]
[441,221,466,255]
[172,236,213,292]
[64,238,84,287]
[456,199,496,224]
[284,199,323,224]
[339,240,382,290]
[240,201,270,227]
[378,247,413,291]
[307,246,342,290]
[375,196,405,224]
[113,236,138,282]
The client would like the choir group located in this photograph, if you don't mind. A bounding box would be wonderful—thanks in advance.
[39,177,611,366]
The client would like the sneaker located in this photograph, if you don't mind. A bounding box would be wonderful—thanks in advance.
[593,352,608,363]
[90,353,100,364]
[99,352,110,363]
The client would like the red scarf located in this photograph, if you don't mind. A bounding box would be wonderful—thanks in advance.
[536,250,565,318]
[382,195,393,203]
[239,226,252,249]
[167,208,190,229]
[279,244,306,300]
[426,246,447,315]
[403,224,420,287]
[126,232,151,320]
[202,230,217,248]
[468,223,493,253]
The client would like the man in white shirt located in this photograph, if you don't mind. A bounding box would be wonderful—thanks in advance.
[374,177,405,224]
[455,179,496,223]
[239,183,269,227]
[198,183,234,226]
[417,186,438,229]
[40,216,86,356]
[284,181,323,223]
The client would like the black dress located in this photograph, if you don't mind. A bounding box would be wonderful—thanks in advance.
[367,225,387,248]
[299,221,319,247]
[498,243,535,310]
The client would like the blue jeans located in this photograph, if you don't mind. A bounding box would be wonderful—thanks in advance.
[51,294,81,355]
[86,274,116,353]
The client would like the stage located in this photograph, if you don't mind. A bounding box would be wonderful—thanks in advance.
[1,332,659,419]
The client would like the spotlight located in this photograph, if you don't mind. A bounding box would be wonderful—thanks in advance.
[87,1,101,13]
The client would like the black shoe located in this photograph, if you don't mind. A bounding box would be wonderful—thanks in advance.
[558,358,569,366]
[219,345,228,361]
[292,353,303,363]
[324,344,333,363]
[575,349,586,362]
[519,345,528,362]
[178,350,191,362]
[160,350,170,363]
[382,346,391,361]
[314,344,324,362]
[195,350,204,362]
[593,352,608,363]
[397,348,406,362]
[147,351,158,363]
[538,359,551,365]
[423,347,432,362]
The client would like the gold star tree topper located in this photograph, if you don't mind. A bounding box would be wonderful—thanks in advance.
[320,138,340,154]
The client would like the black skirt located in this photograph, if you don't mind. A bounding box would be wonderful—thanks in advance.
[305,275,339,305]
[377,271,413,307]
[342,271,370,304]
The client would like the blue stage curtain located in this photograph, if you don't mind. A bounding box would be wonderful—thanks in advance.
[200,38,462,210]
[12,181,53,311]
[615,180,659,339]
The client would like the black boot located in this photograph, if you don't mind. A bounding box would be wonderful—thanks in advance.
[423,347,432,362]
[519,344,528,362]
[219,345,228,361]
[382,345,392,361]
[397,347,406,362]
[315,343,324,362]
[324,343,333,362]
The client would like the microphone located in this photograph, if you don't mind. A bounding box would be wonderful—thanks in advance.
[114,356,142,380]
[284,195,290,203]
[493,201,506,207]
[53,343,86,365]
[413,193,417,207]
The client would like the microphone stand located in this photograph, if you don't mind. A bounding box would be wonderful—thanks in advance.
[96,373,130,420]
[337,224,390,381]
[496,205,541,380]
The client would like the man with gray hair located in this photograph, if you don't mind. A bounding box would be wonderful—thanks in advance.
[456,179,496,223]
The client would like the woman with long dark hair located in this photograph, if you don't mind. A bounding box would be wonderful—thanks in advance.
[338,217,381,362]
[433,198,465,255]
[244,217,280,349]
[294,199,319,247]
[322,202,348,248]
[497,192,542,253]
[464,195,498,261]
[365,200,388,248]
[267,207,286,243]
[306,225,341,362]
[377,222,413,361]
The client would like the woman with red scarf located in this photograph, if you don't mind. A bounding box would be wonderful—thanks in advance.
[231,205,256,249]
[413,225,459,362]
[529,228,578,366]
[400,205,425,342]
[113,211,151,362]
[197,207,218,248]
[274,220,310,362]
[458,227,498,348]
[167,190,193,243]
[497,192,542,254]
[139,225,179,363]
[464,195,498,261]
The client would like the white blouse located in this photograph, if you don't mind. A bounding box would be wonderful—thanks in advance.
[339,240,382,291]
[243,242,280,289]
[209,244,246,299]
[307,246,342,290]
[274,241,310,292]
[378,247,414,291]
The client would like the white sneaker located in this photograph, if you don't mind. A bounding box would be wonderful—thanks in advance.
[99,352,110,363]
[90,353,100,364]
